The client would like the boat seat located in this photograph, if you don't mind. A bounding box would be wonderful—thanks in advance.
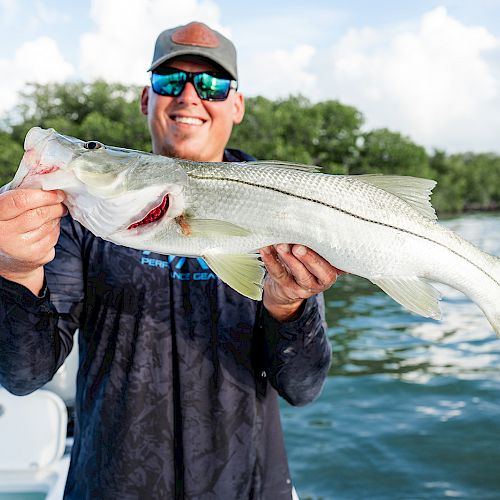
[0,389,69,498]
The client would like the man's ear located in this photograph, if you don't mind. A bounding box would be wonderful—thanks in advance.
[232,92,245,125]
[140,86,150,115]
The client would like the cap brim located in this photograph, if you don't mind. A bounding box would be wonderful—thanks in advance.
[148,48,237,80]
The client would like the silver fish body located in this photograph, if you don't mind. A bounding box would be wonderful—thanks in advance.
[9,127,500,336]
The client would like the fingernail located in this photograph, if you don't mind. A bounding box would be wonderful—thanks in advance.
[277,243,290,253]
[293,245,307,257]
[260,246,271,255]
[57,190,66,201]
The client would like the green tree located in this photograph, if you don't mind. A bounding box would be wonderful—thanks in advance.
[308,99,363,173]
[429,150,467,213]
[229,95,363,174]
[0,131,24,187]
[6,80,150,150]
[229,95,316,163]
[352,128,434,179]
[452,153,500,210]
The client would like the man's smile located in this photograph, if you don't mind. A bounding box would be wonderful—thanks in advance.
[171,115,206,126]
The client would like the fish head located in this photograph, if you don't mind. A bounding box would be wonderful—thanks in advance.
[10,127,79,189]
[12,127,189,238]
[12,126,138,191]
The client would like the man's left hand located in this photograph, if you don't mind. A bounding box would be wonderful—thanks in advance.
[259,243,345,322]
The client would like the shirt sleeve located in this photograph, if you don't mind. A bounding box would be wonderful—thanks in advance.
[0,277,63,395]
[0,216,84,395]
[260,293,332,406]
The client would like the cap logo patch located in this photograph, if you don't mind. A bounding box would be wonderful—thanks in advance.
[171,22,220,48]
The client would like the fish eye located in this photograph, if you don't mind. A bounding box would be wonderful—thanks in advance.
[84,141,104,150]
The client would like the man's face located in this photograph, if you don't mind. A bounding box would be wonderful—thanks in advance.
[141,59,244,162]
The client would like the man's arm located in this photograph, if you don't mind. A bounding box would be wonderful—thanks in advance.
[0,188,78,395]
[0,277,67,395]
[0,188,67,294]
[258,244,339,406]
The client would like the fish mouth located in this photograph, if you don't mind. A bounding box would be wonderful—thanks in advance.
[11,127,74,189]
[127,194,169,230]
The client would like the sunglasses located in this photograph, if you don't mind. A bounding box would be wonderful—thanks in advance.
[151,69,238,101]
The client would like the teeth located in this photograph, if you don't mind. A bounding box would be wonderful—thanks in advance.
[174,116,203,125]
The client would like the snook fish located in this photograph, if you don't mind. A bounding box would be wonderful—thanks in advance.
[8,127,500,336]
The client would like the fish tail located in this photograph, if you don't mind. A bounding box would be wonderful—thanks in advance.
[450,241,500,338]
[485,255,500,336]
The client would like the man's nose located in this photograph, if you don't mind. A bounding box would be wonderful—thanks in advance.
[177,82,201,103]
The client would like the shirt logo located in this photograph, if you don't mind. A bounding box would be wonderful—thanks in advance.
[140,251,216,281]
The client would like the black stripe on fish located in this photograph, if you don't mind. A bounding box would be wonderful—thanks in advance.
[189,174,500,287]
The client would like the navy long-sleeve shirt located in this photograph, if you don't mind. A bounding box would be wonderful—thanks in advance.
[0,149,331,500]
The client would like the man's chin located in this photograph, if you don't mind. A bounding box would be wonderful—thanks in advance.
[160,143,221,162]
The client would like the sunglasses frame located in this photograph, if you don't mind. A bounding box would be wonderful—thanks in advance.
[151,69,238,102]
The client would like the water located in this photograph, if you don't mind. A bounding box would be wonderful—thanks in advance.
[282,213,500,500]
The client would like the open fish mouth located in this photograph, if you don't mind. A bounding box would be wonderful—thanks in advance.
[127,194,170,230]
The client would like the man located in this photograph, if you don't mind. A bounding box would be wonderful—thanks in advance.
[0,22,339,499]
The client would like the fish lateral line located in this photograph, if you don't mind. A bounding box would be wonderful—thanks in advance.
[190,173,500,288]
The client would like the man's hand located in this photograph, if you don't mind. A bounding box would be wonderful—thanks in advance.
[259,243,345,321]
[0,188,67,295]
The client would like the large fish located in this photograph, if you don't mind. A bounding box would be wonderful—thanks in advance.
[7,127,500,335]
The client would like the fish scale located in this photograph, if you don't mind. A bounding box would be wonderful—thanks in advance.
[8,127,500,336]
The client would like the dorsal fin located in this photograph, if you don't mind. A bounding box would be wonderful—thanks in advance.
[353,174,437,220]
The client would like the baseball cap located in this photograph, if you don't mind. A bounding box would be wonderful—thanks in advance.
[148,22,238,80]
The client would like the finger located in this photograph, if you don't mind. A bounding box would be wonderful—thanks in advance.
[37,231,60,265]
[291,245,340,287]
[275,243,323,291]
[20,217,61,245]
[259,246,292,282]
[3,221,60,269]
[26,224,61,265]
[0,189,65,221]
[17,203,67,233]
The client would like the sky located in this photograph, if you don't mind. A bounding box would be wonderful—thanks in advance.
[1,0,500,154]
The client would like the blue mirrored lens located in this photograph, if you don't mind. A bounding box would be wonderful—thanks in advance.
[151,72,186,97]
[151,71,234,101]
[193,73,231,100]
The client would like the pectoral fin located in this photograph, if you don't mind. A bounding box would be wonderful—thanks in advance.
[179,216,251,238]
[371,276,442,319]
[203,253,265,300]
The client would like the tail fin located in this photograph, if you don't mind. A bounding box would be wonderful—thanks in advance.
[485,308,500,337]
[488,256,500,336]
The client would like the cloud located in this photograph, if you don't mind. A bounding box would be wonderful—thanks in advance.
[0,36,74,114]
[322,7,500,152]
[242,45,317,99]
[32,0,71,26]
[0,0,16,19]
[79,0,227,85]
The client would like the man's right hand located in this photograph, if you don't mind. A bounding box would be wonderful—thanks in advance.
[0,188,67,296]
